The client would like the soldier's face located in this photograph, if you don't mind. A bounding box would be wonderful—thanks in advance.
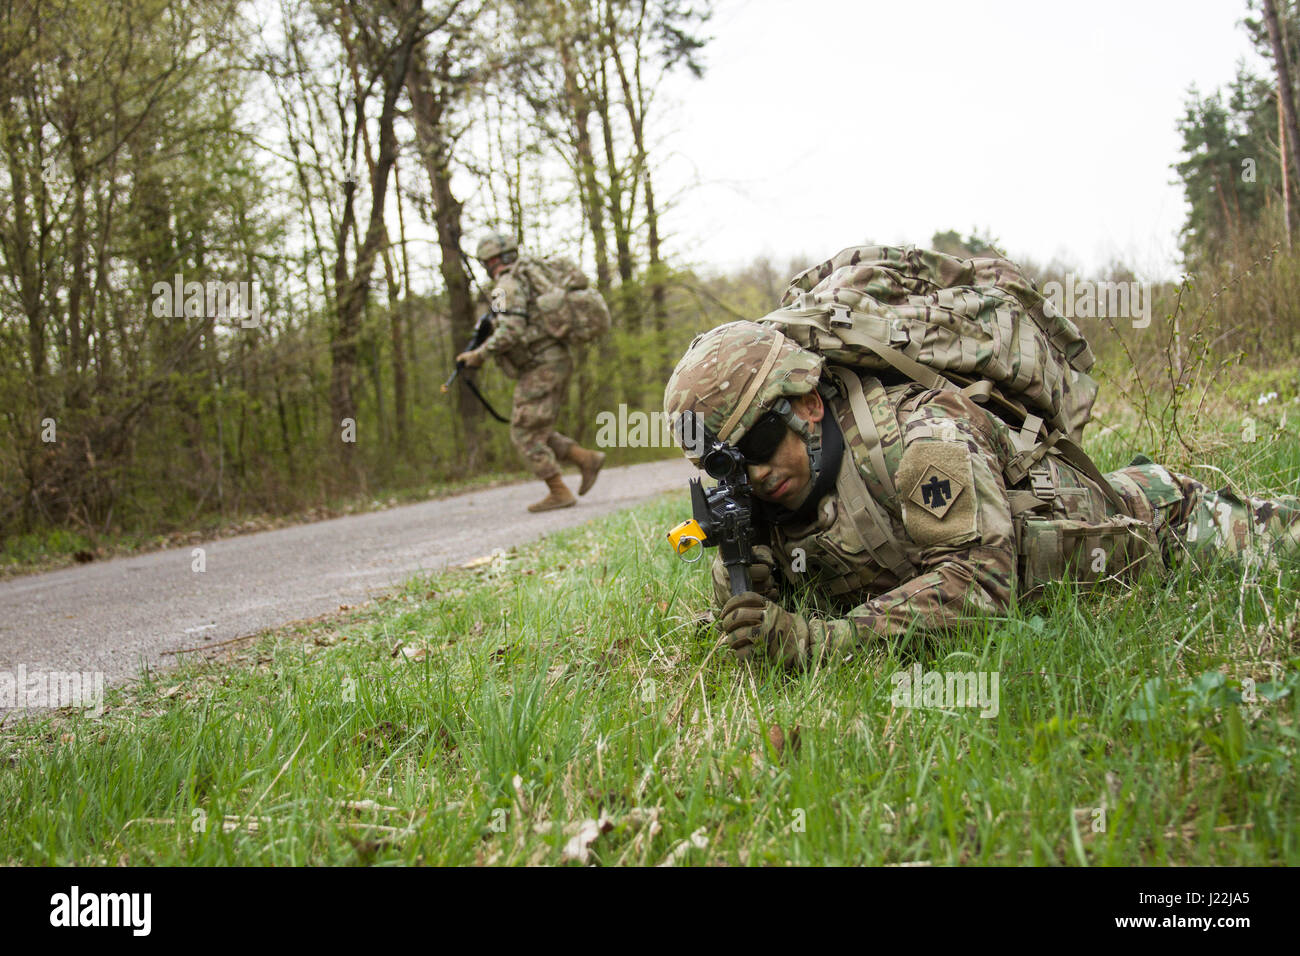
[486,255,509,278]
[746,391,824,509]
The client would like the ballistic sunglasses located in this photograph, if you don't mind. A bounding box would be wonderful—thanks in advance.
[735,409,790,464]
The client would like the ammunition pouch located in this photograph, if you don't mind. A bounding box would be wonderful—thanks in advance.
[1015,512,1159,597]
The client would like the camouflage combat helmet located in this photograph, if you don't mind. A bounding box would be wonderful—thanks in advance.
[663,321,823,462]
[476,231,519,262]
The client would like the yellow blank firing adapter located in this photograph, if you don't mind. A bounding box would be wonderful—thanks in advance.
[667,519,706,562]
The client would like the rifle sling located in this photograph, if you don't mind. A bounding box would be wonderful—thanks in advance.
[461,375,509,424]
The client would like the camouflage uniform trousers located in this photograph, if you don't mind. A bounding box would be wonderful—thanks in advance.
[1107,461,1300,568]
[511,348,577,480]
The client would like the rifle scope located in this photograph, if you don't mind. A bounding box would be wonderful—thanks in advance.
[674,410,749,482]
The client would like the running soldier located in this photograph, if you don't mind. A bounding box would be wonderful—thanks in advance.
[457,232,606,512]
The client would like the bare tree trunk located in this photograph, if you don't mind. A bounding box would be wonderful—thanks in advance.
[549,3,612,293]
[595,57,641,406]
[383,246,409,449]
[389,87,421,410]
[405,44,487,469]
[597,62,634,291]
[360,121,409,453]
[643,171,666,329]
[1,98,50,414]
[331,0,422,479]
[65,127,89,409]
[1282,81,1293,248]
[1265,0,1300,226]
[606,0,666,332]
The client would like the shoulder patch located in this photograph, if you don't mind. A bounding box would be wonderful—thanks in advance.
[908,462,964,518]
[897,439,978,547]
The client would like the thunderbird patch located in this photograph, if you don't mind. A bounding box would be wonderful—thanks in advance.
[909,464,964,519]
[897,438,979,547]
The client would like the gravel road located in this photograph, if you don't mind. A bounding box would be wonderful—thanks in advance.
[0,458,693,704]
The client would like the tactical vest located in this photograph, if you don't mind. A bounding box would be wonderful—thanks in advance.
[768,367,1161,604]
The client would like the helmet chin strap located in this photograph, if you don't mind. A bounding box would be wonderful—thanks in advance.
[770,384,842,516]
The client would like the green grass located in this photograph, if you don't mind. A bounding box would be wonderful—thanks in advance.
[2,426,1298,866]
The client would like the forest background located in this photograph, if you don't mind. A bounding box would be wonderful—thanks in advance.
[1,0,1296,570]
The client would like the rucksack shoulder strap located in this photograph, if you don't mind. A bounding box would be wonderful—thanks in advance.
[833,444,916,580]
[1054,436,1130,516]
[823,368,915,580]
[827,366,898,500]
[830,308,951,393]
[1005,427,1129,516]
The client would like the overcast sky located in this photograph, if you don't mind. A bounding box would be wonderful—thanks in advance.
[655,0,1263,280]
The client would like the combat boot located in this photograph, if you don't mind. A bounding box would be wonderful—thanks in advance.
[527,475,577,513]
[566,445,606,495]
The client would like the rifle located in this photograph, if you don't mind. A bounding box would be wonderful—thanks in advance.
[665,410,759,596]
[442,310,509,424]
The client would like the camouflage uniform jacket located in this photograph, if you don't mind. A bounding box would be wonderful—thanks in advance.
[481,257,571,378]
[723,368,1126,644]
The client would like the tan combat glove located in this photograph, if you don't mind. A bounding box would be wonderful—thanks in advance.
[718,592,857,670]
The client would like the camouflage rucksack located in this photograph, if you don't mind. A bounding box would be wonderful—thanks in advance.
[520,255,611,345]
[757,244,1128,515]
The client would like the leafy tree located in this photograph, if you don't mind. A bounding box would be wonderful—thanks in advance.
[1174,73,1281,264]
[930,229,1005,258]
